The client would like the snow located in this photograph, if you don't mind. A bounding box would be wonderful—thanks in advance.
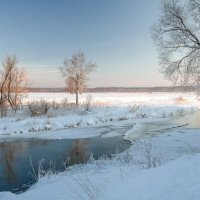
[26,92,199,106]
[1,92,200,199]
[1,129,200,200]
[124,123,147,141]
[0,92,199,139]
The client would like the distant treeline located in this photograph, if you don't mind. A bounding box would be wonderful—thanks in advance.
[28,86,196,93]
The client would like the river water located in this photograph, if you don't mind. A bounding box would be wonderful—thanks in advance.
[1,110,199,194]
[0,136,130,193]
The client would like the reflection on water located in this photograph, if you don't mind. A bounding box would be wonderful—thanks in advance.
[69,139,89,165]
[0,142,25,184]
[0,136,130,193]
[0,140,51,192]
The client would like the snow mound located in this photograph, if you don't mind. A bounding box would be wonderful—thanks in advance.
[124,123,147,142]
[1,153,200,200]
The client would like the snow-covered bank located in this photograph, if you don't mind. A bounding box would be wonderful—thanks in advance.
[1,129,200,200]
[0,92,199,139]
[1,92,200,199]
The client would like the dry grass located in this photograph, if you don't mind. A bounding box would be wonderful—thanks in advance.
[175,96,188,104]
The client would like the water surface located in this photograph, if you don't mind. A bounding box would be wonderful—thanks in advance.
[0,136,130,193]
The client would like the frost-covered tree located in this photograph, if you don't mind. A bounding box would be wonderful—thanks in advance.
[152,0,200,93]
[60,51,96,106]
[0,55,28,116]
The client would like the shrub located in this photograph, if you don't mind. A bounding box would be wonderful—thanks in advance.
[60,98,68,108]
[132,142,162,169]
[51,100,60,110]
[129,104,140,113]
[28,99,50,116]
[84,95,92,112]
[51,98,68,110]
[175,96,187,104]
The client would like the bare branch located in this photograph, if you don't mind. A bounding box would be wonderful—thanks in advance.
[0,55,29,115]
[152,0,200,88]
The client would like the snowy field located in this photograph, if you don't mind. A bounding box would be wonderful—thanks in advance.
[27,92,199,106]
[1,92,200,200]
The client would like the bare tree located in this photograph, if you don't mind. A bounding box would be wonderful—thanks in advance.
[0,56,28,115]
[152,0,200,92]
[60,51,97,106]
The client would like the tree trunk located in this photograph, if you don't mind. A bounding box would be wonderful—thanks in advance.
[75,92,79,106]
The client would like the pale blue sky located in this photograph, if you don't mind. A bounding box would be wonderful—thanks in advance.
[0,0,170,87]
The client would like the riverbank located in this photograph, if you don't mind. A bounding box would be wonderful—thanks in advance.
[1,92,200,200]
[1,127,200,200]
[0,92,199,139]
